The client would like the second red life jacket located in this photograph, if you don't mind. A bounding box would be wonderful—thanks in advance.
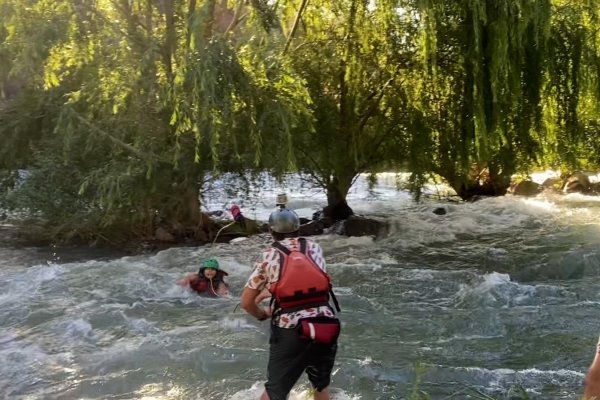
[230,204,241,219]
[269,238,332,312]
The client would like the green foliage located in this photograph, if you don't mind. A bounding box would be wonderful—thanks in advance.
[542,0,600,170]
[0,0,599,243]
[412,0,555,198]
[269,0,417,204]
[0,0,306,244]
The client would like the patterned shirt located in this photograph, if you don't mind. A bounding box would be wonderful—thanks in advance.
[245,237,335,329]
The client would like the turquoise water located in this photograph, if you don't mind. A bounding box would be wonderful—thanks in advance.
[1,181,600,399]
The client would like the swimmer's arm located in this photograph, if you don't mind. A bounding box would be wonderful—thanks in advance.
[176,274,197,286]
[216,282,229,296]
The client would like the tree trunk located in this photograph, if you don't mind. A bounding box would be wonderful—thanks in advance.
[324,173,354,221]
[203,0,216,39]
[162,0,175,81]
[447,163,513,201]
[186,0,197,48]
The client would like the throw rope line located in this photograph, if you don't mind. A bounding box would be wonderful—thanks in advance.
[205,220,239,303]
[211,220,237,248]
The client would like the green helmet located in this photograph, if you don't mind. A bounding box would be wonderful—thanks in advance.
[201,257,220,270]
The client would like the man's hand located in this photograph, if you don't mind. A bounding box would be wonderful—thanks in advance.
[241,287,269,320]
[255,289,272,305]
[261,306,272,319]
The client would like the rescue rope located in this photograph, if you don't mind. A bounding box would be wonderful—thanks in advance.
[206,276,238,303]
[196,213,246,305]
[207,277,220,298]
[210,220,237,248]
[203,220,236,299]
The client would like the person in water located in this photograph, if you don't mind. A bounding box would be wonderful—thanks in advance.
[240,208,340,400]
[177,257,229,297]
[584,334,600,399]
[230,203,247,231]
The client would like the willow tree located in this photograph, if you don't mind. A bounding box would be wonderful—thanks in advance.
[541,0,600,171]
[412,0,600,199]
[0,0,304,244]
[412,0,553,199]
[256,0,416,217]
[0,0,71,183]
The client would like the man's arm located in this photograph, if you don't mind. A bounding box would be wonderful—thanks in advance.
[240,287,270,320]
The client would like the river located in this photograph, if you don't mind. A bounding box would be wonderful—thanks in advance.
[1,174,599,399]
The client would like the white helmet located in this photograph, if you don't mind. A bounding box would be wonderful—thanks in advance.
[268,208,300,233]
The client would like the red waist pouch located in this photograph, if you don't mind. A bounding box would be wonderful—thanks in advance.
[297,317,341,344]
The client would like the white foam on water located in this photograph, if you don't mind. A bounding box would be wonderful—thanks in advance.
[230,382,360,400]
[358,356,375,366]
[563,193,600,203]
[0,263,65,309]
[454,272,542,307]
[522,197,560,212]
[448,364,585,384]
[59,318,95,341]
[131,382,185,399]
[294,207,317,219]
[529,170,561,184]
[218,316,259,331]
[162,324,210,337]
[121,315,160,334]
[215,255,259,276]
[383,194,569,249]
[331,287,353,296]
[323,235,375,250]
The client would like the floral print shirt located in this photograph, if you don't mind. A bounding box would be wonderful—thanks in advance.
[245,237,335,329]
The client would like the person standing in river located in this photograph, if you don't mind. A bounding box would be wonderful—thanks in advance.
[240,208,341,400]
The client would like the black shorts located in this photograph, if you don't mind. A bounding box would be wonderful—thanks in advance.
[265,324,338,400]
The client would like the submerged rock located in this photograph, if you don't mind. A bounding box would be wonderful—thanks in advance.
[564,172,591,194]
[510,180,542,196]
[331,215,389,238]
[432,207,447,215]
[299,220,325,236]
[322,201,354,222]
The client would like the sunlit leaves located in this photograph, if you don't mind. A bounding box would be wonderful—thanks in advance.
[1,0,600,242]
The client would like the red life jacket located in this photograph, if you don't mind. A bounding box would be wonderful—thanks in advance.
[269,238,334,312]
[190,276,221,297]
[230,205,242,219]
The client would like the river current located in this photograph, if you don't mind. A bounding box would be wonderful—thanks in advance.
[1,174,599,399]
